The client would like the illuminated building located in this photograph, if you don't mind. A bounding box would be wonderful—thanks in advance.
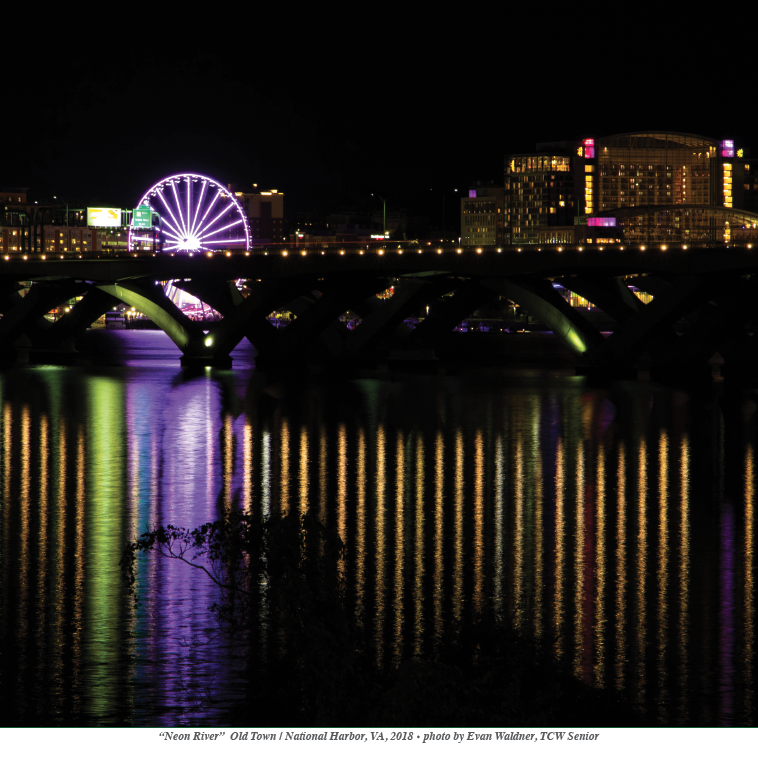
[230,184,285,245]
[460,183,505,246]
[506,132,758,245]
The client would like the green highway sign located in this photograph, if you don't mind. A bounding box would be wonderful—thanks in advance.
[133,205,153,228]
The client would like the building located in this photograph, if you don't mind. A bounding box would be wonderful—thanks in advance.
[506,132,758,245]
[230,185,285,245]
[0,224,104,256]
[290,226,388,245]
[460,183,506,246]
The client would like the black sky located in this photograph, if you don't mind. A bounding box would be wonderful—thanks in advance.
[3,7,754,217]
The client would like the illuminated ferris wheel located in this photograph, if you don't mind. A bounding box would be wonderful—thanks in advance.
[128,173,250,253]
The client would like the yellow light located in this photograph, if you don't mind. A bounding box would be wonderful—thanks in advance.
[301,251,306,256]
[578,247,583,252]
[226,251,231,257]
[661,245,667,251]
[340,251,345,255]
[23,255,27,260]
[359,251,364,255]
[437,249,442,254]
[207,252,212,257]
[641,245,646,251]
[3,256,7,260]
[41,255,46,259]
[283,251,288,256]
[205,336,213,348]
[558,247,563,252]
[245,252,250,256]
[477,248,482,254]
[379,250,384,255]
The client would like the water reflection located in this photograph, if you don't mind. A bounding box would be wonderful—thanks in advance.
[0,345,756,726]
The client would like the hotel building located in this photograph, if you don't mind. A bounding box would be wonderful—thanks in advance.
[506,132,758,245]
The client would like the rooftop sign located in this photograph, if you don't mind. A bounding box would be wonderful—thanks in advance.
[87,207,121,227]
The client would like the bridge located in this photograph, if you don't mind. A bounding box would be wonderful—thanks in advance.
[3,243,758,380]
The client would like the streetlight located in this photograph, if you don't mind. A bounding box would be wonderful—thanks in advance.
[54,196,70,254]
[53,196,69,231]
[432,188,459,242]
[371,194,386,237]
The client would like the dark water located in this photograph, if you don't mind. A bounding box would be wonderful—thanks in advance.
[0,330,755,726]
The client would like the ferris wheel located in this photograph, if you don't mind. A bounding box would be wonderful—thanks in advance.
[128,173,251,253]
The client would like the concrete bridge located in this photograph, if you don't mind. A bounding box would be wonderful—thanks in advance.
[3,243,758,380]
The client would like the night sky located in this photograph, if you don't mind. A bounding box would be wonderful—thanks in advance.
[3,9,753,218]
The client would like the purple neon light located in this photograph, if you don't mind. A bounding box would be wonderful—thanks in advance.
[587,217,616,227]
[721,139,735,158]
[128,173,251,253]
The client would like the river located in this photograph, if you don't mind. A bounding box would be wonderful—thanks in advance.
[0,330,754,725]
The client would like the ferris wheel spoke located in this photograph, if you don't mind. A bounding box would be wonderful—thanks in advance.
[157,191,187,240]
[163,232,186,248]
[186,181,192,242]
[170,181,189,238]
[194,189,222,236]
[160,219,186,243]
[189,181,208,240]
[195,202,235,240]
[199,218,244,240]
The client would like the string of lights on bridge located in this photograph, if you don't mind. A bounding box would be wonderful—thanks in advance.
[2,241,755,263]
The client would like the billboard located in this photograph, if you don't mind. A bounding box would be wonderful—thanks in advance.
[132,205,153,228]
[87,207,122,227]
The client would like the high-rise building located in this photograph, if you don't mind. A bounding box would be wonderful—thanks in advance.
[460,183,506,246]
[506,132,758,245]
[230,185,285,245]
